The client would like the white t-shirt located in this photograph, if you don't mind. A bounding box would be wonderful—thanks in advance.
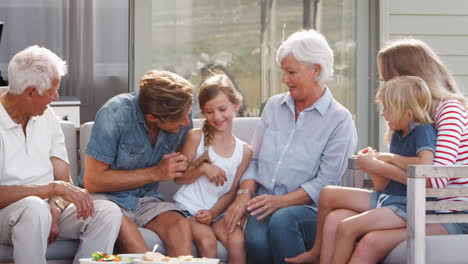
[174,133,245,214]
[0,101,68,186]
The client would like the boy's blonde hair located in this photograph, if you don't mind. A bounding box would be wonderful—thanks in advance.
[376,76,433,141]
[377,39,466,114]
[190,73,242,169]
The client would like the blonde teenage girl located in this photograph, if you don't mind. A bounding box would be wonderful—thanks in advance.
[174,73,252,264]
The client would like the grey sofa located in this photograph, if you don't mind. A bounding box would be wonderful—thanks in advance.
[8,117,454,264]
[0,118,260,264]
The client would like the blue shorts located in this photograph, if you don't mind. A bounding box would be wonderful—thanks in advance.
[369,191,407,220]
[369,193,468,234]
[435,211,468,234]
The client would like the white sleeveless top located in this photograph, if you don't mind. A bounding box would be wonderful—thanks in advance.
[174,133,245,214]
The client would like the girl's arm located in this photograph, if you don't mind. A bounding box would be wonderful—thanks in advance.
[206,144,253,219]
[174,129,206,185]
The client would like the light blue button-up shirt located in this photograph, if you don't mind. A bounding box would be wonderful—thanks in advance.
[241,88,357,210]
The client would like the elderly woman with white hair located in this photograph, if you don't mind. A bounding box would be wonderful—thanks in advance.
[223,29,357,263]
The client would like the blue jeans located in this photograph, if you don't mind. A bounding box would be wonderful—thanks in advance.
[245,205,317,264]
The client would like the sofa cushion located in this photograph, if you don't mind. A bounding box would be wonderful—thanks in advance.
[384,235,468,264]
[0,239,79,262]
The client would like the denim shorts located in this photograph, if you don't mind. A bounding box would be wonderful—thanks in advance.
[437,211,468,234]
[369,191,407,220]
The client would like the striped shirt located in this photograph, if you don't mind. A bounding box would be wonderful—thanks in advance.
[429,99,468,203]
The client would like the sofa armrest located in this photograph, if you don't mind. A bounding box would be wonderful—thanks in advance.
[407,165,468,264]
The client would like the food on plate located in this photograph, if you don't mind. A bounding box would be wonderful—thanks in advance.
[91,251,131,262]
[142,251,171,261]
[177,256,208,261]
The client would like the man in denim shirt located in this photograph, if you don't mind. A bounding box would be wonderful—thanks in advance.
[80,70,194,255]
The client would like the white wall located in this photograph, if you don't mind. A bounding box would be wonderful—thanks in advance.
[379,0,468,150]
[380,0,468,93]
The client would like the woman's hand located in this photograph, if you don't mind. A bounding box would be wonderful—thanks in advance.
[224,194,250,234]
[247,194,283,220]
[202,163,227,186]
[194,209,214,225]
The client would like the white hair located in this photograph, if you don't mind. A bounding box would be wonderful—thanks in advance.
[276,29,334,85]
[8,45,67,95]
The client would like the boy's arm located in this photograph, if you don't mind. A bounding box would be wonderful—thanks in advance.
[174,129,205,184]
[361,149,434,185]
[368,172,390,192]
[375,153,421,171]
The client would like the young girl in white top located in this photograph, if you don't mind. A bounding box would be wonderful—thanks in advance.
[174,73,252,264]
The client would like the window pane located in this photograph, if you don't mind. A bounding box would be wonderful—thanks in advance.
[143,0,357,117]
[320,0,357,115]
[151,0,261,117]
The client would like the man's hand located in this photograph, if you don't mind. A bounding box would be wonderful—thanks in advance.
[154,152,189,181]
[48,206,61,244]
[247,194,283,220]
[224,195,249,234]
[53,181,94,220]
[201,163,227,186]
[194,209,214,225]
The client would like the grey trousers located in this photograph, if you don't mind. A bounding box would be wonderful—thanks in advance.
[0,196,122,264]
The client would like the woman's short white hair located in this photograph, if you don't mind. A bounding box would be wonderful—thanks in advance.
[276,29,334,85]
[8,45,67,95]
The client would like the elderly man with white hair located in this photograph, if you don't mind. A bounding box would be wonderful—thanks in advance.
[0,45,122,264]
[222,29,357,264]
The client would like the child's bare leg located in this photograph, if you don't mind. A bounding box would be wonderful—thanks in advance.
[331,207,406,264]
[213,219,246,264]
[350,228,406,264]
[350,223,448,264]
[319,209,357,264]
[190,218,217,258]
[285,186,371,264]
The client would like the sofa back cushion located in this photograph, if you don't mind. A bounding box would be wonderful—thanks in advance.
[78,117,261,201]
[60,121,78,184]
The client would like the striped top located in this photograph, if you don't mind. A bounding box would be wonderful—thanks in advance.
[429,99,468,203]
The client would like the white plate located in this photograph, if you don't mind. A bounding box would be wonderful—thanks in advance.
[178,258,219,264]
[133,258,180,264]
[118,254,145,259]
[79,257,133,264]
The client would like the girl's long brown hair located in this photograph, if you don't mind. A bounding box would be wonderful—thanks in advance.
[189,73,242,169]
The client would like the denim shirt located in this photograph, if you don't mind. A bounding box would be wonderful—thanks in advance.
[241,88,357,210]
[384,123,437,196]
[78,92,192,211]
